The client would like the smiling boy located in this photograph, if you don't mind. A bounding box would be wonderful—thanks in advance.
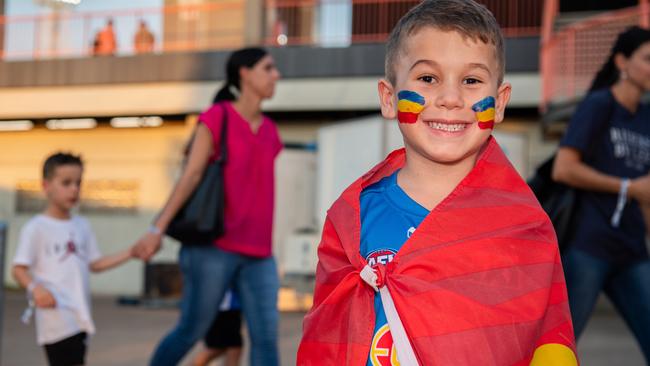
[297,1,577,365]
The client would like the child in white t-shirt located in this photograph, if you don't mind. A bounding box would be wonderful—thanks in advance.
[12,152,135,366]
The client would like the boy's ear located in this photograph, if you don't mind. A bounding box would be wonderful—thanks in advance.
[378,79,397,120]
[494,82,512,124]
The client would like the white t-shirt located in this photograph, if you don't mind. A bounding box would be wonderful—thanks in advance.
[13,214,102,345]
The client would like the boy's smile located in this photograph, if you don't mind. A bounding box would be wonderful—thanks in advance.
[379,27,511,166]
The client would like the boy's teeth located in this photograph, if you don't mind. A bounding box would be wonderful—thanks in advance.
[426,122,466,132]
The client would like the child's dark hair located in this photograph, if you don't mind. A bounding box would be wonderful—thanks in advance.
[43,152,83,180]
[385,0,504,85]
[213,47,269,103]
[589,26,650,92]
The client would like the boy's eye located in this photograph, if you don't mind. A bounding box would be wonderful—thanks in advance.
[463,77,482,85]
[418,75,436,84]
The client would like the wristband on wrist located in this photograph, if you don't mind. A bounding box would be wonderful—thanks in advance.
[148,225,162,235]
[611,178,630,228]
[26,281,38,295]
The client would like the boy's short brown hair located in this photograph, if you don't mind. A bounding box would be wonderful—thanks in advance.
[385,0,505,85]
[43,152,83,180]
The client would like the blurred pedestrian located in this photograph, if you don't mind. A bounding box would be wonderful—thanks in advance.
[134,19,154,54]
[133,47,282,366]
[552,26,650,362]
[191,290,242,366]
[11,153,136,366]
[96,19,117,56]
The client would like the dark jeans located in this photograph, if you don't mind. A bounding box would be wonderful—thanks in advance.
[149,245,279,366]
[562,246,650,362]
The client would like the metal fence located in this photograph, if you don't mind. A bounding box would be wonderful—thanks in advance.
[0,0,544,61]
[541,4,650,110]
[0,2,245,60]
[266,0,543,46]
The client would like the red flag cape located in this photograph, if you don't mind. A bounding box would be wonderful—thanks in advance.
[298,138,577,365]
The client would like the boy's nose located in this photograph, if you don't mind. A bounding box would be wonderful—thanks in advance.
[434,85,464,110]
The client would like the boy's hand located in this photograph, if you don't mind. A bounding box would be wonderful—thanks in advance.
[32,285,56,308]
[133,232,162,261]
[128,244,139,259]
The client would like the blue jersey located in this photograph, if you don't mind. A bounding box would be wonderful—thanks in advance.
[360,170,428,366]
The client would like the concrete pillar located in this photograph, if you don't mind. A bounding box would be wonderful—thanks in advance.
[244,0,264,46]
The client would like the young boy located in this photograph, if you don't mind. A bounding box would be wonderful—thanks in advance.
[192,290,243,366]
[297,1,577,365]
[12,152,134,366]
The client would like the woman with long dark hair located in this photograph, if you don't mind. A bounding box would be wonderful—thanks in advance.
[133,47,282,366]
[553,26,650,360]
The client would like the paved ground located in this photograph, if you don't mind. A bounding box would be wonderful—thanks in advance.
[1,290,646,365]
[1,291,302,366]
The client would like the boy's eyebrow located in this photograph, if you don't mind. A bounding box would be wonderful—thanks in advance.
[409,59,438,71]
[467,62,492,75]
[409,60,492,76]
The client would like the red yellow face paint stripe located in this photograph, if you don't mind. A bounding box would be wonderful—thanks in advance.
[397,90,425,124]
[472,96,496,130]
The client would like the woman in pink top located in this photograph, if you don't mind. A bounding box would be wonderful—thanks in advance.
[133,48,282,366]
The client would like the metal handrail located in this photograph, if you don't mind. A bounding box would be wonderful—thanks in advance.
[0,0,544,61]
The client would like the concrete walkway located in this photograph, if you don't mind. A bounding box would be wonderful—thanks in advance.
[1,291,645,365]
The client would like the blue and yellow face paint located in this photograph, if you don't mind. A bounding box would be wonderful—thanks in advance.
[471,96,496,130]
[397,90,425,124]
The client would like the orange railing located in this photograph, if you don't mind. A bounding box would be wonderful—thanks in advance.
[0,2,246,60]
[0,0,544,61]
[266,0,544,46]
[540,1,650,110]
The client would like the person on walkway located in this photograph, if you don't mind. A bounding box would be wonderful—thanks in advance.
[134,19,154,54]
[553,26,650,362]
[133,47,282,366]
[96,19,117,56]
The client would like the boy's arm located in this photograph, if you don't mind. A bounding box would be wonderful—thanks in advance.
[11,265,56,308]
[90,247,134,273]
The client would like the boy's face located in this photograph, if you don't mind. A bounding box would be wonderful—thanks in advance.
[378,27,511,165]
[43,164,82,211]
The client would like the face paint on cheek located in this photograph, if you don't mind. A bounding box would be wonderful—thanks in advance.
[472,96,496,130]
[397,90,425,124]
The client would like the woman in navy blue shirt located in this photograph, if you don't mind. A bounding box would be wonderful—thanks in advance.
[553,26,650,361]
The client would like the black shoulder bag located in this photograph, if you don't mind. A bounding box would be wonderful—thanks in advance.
[529,94,615,251]
[528,156,576,251]
[166,105,228,245]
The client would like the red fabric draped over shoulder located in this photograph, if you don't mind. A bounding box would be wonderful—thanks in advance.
[297,138,577,366]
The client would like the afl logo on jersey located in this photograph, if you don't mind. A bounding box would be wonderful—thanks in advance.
[365,248,397,267]
[370,324,400,366]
